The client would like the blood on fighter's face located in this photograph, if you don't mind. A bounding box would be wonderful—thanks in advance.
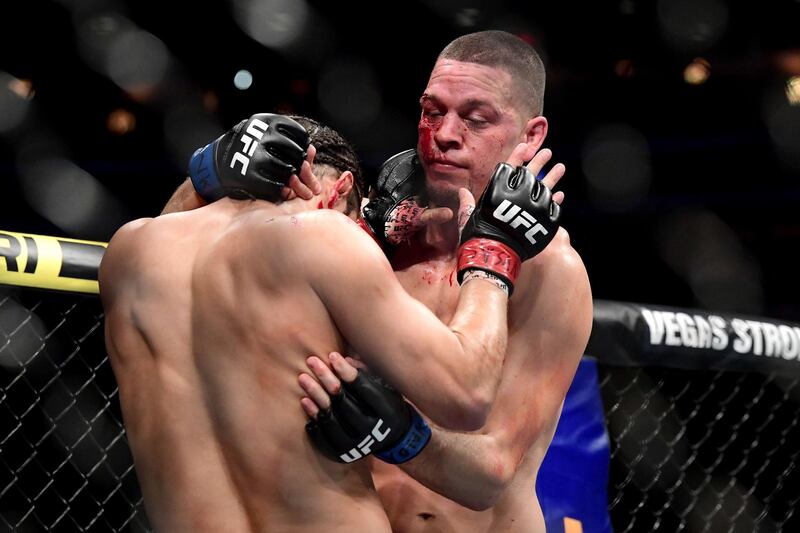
[416,59,529,205]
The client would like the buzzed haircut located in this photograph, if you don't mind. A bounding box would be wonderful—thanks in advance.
[289,115,364,215]
[438,30,546,117]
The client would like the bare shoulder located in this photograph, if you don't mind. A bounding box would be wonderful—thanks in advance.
[542,228,589,284]
[99,217,154,302]
[310,213,394,295]
[107,217,152,248]
[102,218,153,272]
[235,209,388,279]
[520,228,590,288]
[265,210,383,261]
[514,227,593,344]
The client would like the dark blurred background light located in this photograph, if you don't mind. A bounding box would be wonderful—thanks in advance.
[657,210,764,314]
[581,123,653,212]
[106,108,135,135]
[18,157,128,239]
[234,69,254,90]
[163,103,224,173]
[76,13,135,77]
[104,28,171,99]
[787,76,800,105]
[0,72,31,133]
[614,59,635,79]
[763,82,800,170]
[0,0,798,321]
[684,58,711,85]
[657,0,729,53]
[231,0,308,50]
[318,57,383,130]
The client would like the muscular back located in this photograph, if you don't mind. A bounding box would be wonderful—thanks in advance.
[100,200,390,532]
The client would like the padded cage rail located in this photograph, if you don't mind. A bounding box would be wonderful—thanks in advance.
[588,301,800,532]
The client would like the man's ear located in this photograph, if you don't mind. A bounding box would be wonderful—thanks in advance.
[334,171,354,196]
[521,116,548,152]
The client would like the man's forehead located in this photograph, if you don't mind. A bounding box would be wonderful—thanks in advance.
[420,93,498,110]
[423,60,515,106]
[427,59,512,84]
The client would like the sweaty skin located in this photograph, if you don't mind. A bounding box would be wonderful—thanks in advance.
[100,171,510,532]
[369,59,593,533]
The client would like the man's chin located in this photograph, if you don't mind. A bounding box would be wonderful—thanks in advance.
[421,163,470,207]
[425,181,461,209]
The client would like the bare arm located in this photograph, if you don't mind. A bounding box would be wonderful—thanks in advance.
[305,214,509,432]
[301,235,592,507]
[98,217,154,368]
[161,178,207,214]
[392,240,593,509]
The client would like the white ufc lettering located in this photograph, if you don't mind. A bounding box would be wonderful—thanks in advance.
[339,419,391,463]
[230,118,269,175]
[492,199,548,245]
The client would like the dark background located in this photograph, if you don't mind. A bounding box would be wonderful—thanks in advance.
[1,0,799,321]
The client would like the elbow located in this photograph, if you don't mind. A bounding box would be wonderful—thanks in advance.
[456,451,516,511]
[468,438,518,511]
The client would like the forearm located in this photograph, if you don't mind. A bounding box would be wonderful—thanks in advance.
[399,425,508,511]
[446,277,509,414]
[161,178,206,214]
[320,231,509,431]
[378,277,508,430]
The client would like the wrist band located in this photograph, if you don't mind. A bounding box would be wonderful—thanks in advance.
[457,238,521,292]
[188,142,224,201]
[376,408,431,464]
[461,270,510,297]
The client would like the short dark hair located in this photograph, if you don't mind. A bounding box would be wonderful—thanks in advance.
[438,31,546,116]
[290,115,364,215]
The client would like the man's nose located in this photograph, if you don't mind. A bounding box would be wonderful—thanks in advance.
[433,113,463,150]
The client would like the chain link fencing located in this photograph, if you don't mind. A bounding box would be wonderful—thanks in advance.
[2,291,798,532]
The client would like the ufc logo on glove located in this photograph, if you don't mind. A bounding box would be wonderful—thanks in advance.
[230,119,269,175]
[340,419,391,463]
[493,199,548,245]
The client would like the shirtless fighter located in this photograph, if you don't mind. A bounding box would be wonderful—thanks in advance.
[299,31,594,532]
[99,113,561,531]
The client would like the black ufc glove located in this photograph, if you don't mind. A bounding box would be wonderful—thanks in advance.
[358,149,428,248]
[457,163,561,295]
[189,113,309,202]
[306,370,431,464]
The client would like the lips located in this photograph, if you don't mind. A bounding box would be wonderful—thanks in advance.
[428,158,466,169]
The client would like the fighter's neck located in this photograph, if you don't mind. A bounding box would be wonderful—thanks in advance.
[392,220,460,267]
[211,196,311,216]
